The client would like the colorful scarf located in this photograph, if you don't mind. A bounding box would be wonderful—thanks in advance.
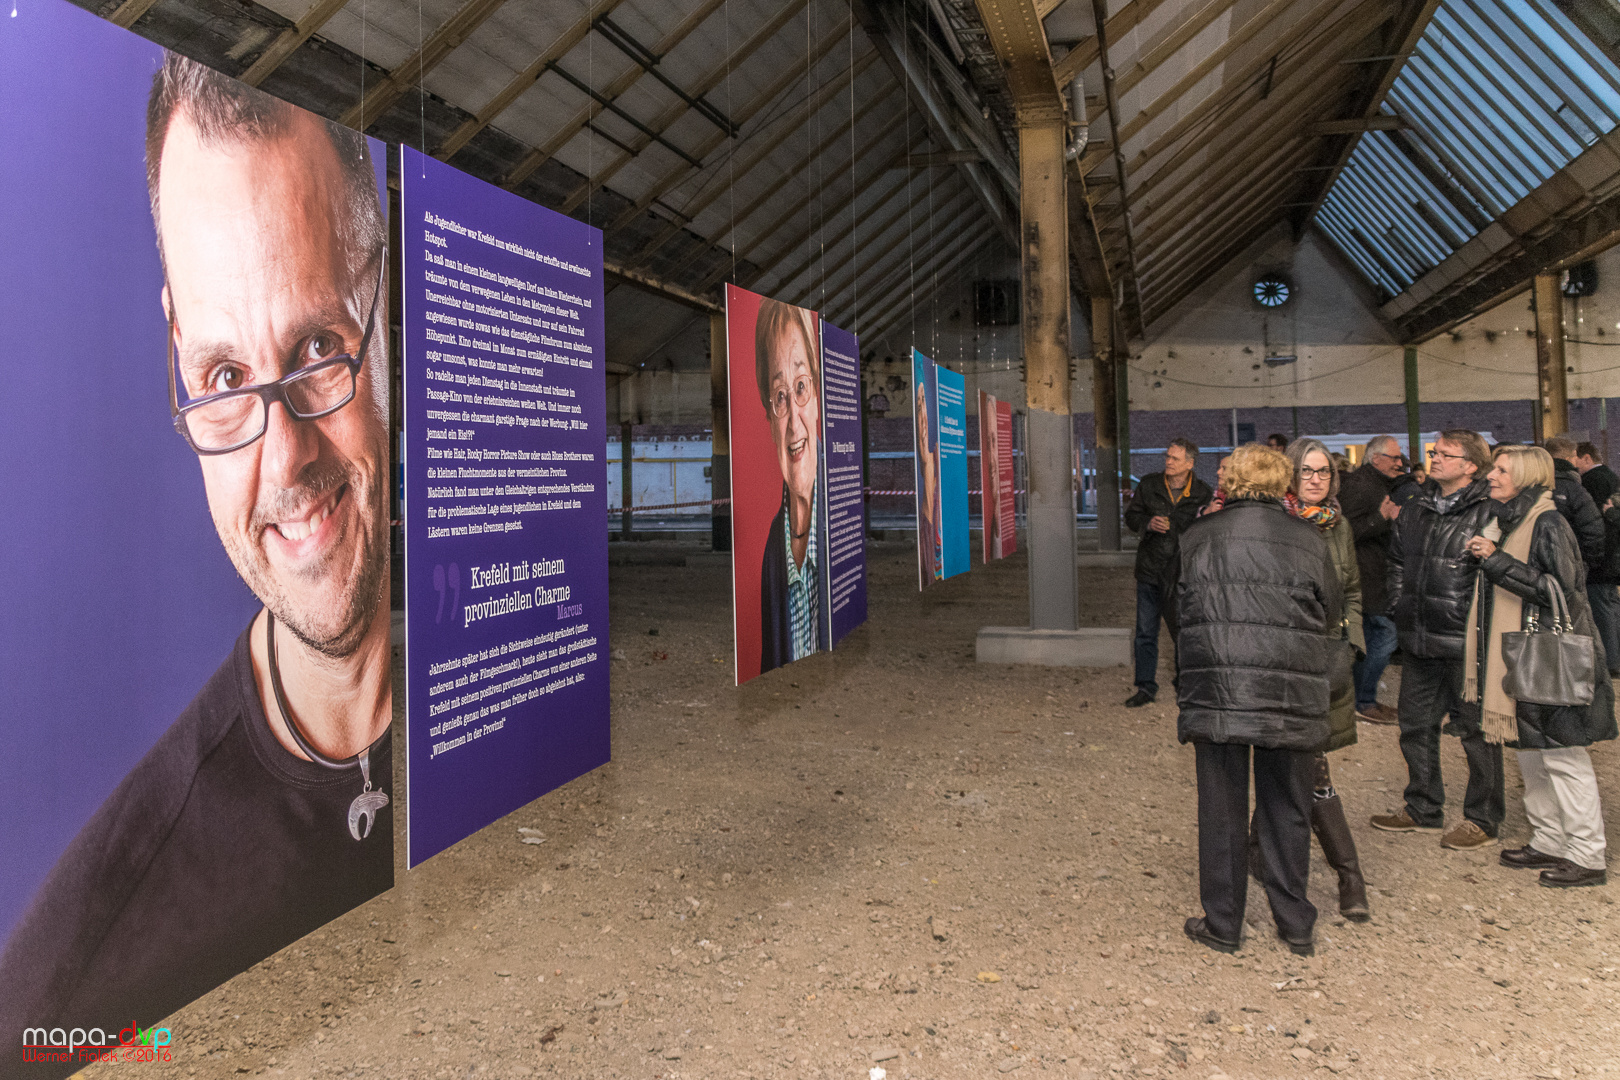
[1284,491,1341,531]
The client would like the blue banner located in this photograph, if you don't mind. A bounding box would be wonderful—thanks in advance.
[937,365,970,578]
[820,321,867,644]
[912,350,941,588]
[400,147,609,867]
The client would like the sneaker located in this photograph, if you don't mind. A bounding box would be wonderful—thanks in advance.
[1540,864,1607,888]
[1500,845,1569,869]
[1356,703,1400,726]
[1369,808,1442,833]
[1124,690,1155,708]
[1440,820,1497,850]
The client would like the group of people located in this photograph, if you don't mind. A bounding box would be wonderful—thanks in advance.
[1123,431,1617,956]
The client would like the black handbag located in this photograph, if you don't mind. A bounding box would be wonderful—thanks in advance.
[1501,575,1596,707]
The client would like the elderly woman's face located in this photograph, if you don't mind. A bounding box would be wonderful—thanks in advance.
[766,327,820,503]
[1487,458,1518,501]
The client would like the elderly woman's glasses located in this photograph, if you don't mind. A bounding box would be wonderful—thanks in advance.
[769,375,816,418]
[1299,466,1334,480]
[167,252,385,455]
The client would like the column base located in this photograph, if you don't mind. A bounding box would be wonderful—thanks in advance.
[975,626,1132,667]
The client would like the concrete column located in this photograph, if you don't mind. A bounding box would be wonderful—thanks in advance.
[1091,296,1120,552]
[1403,345,1422,466]
[709,313,731,552]
[1533,273,1568,441]
[1019,118,1078,632]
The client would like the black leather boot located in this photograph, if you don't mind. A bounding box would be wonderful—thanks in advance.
[1312,793,1370,922]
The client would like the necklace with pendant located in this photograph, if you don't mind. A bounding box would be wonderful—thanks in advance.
[266,613,389,841]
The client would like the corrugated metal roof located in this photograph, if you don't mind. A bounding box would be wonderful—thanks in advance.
[1316,0,1620,299]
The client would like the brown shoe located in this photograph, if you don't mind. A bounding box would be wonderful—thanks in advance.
[1441,820,1497,850]
[1369,808,1442,833]
[1356,703,1400,726]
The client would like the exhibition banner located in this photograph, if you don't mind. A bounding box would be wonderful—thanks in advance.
[727,285,830,683]
[937,364,969,578]
[0,3,393,1065]
[819,321,868,646]
[979,391,1016,561]
[912,350,942,589]
[400,147,609,867]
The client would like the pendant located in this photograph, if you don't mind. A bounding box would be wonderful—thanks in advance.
[347,748,389,841]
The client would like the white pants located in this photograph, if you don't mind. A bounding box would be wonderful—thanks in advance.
[1518,748,1608,871]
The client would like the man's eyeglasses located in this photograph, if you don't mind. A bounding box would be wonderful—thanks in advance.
[168,252,385,455]
[1430,448,1467,462]
[769,374,816,418]
[1299,466,1334,480]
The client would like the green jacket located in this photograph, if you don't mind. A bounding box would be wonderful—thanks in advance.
[1323,512,1364,751]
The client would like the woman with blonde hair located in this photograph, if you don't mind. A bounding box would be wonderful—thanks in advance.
[1248,439,1369,919]
[1464,445,1615,887]
[1176,444,1343,954]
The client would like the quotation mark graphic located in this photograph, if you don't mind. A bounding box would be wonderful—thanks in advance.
[433,563,460,624]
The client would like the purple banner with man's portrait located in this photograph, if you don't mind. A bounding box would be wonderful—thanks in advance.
[400,147,609,867]
[1,1,394,1069]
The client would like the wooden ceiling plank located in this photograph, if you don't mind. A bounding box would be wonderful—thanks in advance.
[624,66,891,274]
[438,0,680,161]
[548,0,814,207]
[1292,0,1443,231]
[1129,0,1392,182]
[240,0,352,87]
[1052,0,1175,87]
[339,0,515,131]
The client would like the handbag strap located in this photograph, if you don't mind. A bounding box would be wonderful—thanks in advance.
[1535,574,1572,633]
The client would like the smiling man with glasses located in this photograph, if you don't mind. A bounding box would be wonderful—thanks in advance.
[0,56,393,1049]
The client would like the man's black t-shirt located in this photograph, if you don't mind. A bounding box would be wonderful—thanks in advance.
[0,622,392,1069]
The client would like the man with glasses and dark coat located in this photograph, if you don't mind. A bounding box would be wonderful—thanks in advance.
[1339,435,1407,725]
[755,299,827,674]
[1371,430,1505,852]
[0,55,393,1058]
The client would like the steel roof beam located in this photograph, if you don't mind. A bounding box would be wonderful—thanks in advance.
[858,0,1017,244]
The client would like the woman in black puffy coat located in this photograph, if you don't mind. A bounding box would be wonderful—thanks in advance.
[1175,445,1343,956]
[1464,445,1614,888]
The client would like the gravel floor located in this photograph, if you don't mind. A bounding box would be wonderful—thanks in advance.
[96,541,1620,1080]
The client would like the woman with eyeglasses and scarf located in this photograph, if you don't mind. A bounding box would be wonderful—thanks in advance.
[1246,438,1370,921]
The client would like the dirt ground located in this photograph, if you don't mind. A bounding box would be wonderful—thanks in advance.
[94,541,1620,1080]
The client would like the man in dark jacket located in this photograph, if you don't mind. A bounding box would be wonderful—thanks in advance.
[1175,444,1341,957]
[1339,435,1407,725]
[1576,442,1619,505]
[1122,438,1212,706]
[1545,436,1605,569]
[1373,429,1505,849]
[1565,439,1620,674]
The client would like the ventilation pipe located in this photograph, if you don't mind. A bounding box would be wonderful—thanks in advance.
[1065,72,1088,161]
